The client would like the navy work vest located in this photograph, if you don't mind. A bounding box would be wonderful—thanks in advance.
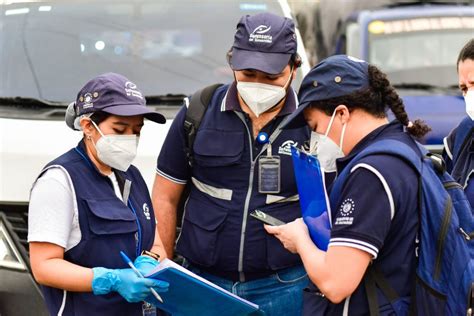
[38,141,155,316]
[175,84,310,281]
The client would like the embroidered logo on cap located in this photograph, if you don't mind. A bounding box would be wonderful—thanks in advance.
[125,81,143,100]
[82,93,94,109]
[249,25,273,44]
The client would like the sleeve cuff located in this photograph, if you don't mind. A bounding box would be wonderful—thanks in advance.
[328,237,379,259]
[156,168,187,185]
[27,234,67,249]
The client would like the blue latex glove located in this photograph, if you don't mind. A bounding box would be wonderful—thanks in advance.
[134,255,159,276]
[92,267,169,303]
[134,256,167,306]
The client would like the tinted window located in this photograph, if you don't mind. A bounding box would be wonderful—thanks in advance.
[0,1,285,102]
[367,17,474,86]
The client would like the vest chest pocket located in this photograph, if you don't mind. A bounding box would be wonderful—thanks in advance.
[85,198,138,235]
[193,130,244,167]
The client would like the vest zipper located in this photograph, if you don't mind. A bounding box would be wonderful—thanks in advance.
[434,194,452,280]
[235,111,290,282]
[236,113,256,282]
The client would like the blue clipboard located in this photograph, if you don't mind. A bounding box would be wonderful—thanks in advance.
[291,146,331,250]
[146,259,261,316]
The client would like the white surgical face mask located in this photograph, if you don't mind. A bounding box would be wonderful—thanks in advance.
[465,90,474,120]
[309,109,347,173]
[89,120,139,172]
[236,69,292,117]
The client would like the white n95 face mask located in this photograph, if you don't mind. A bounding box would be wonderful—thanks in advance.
[236,70,292,117]
[465,90,474,120]
[90,120,139,172]
[310,109,346,173]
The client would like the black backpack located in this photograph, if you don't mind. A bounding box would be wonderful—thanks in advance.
[176,83,223,226]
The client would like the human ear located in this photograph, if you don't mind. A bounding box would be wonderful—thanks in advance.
[80,118,94,138]
[335,105,350,124]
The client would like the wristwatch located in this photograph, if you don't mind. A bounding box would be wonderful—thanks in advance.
[141,250,160,261]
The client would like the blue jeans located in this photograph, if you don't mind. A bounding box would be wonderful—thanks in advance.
[184,262,308,316]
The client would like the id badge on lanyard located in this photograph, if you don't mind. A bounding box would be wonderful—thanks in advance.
[258,143,281,194]
[142,302,157,316]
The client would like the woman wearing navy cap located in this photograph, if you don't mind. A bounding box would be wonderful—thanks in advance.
[28,73,169,316]
[266,55,430,315]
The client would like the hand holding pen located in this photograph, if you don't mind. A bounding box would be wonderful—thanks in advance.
[91,254,168,303]
[120,251,166,303]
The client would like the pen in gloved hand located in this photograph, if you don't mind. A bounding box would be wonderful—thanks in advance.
[120,251,164,303]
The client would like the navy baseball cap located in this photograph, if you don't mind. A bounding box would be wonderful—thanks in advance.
[74,73,166,124]
[230,12,297,75]
[283,55,370,128]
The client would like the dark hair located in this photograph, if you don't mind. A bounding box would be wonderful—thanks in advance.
[89,111,111,125]
[457,39,474,68]
[290,53,302,68]
[309,64,431,138]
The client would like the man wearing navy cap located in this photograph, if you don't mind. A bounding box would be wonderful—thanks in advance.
[152,13,309,315]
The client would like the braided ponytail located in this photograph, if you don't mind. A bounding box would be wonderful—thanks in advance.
[368,65,431,138]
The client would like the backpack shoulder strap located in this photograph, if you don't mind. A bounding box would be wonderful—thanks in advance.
[183,83,223,166]
[356,139,424,171]
[330,139,424,203]
[364,265,400,316]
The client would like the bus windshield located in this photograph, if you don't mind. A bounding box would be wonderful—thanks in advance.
[0,0,286,103]
[368,16,474,87]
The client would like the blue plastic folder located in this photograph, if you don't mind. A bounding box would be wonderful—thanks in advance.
[291,146,331,250]
[145,259,261,316]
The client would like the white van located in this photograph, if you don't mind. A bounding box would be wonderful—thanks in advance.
[0,1,309,315]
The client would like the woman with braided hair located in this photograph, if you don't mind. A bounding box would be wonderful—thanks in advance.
[265,55,430,315]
